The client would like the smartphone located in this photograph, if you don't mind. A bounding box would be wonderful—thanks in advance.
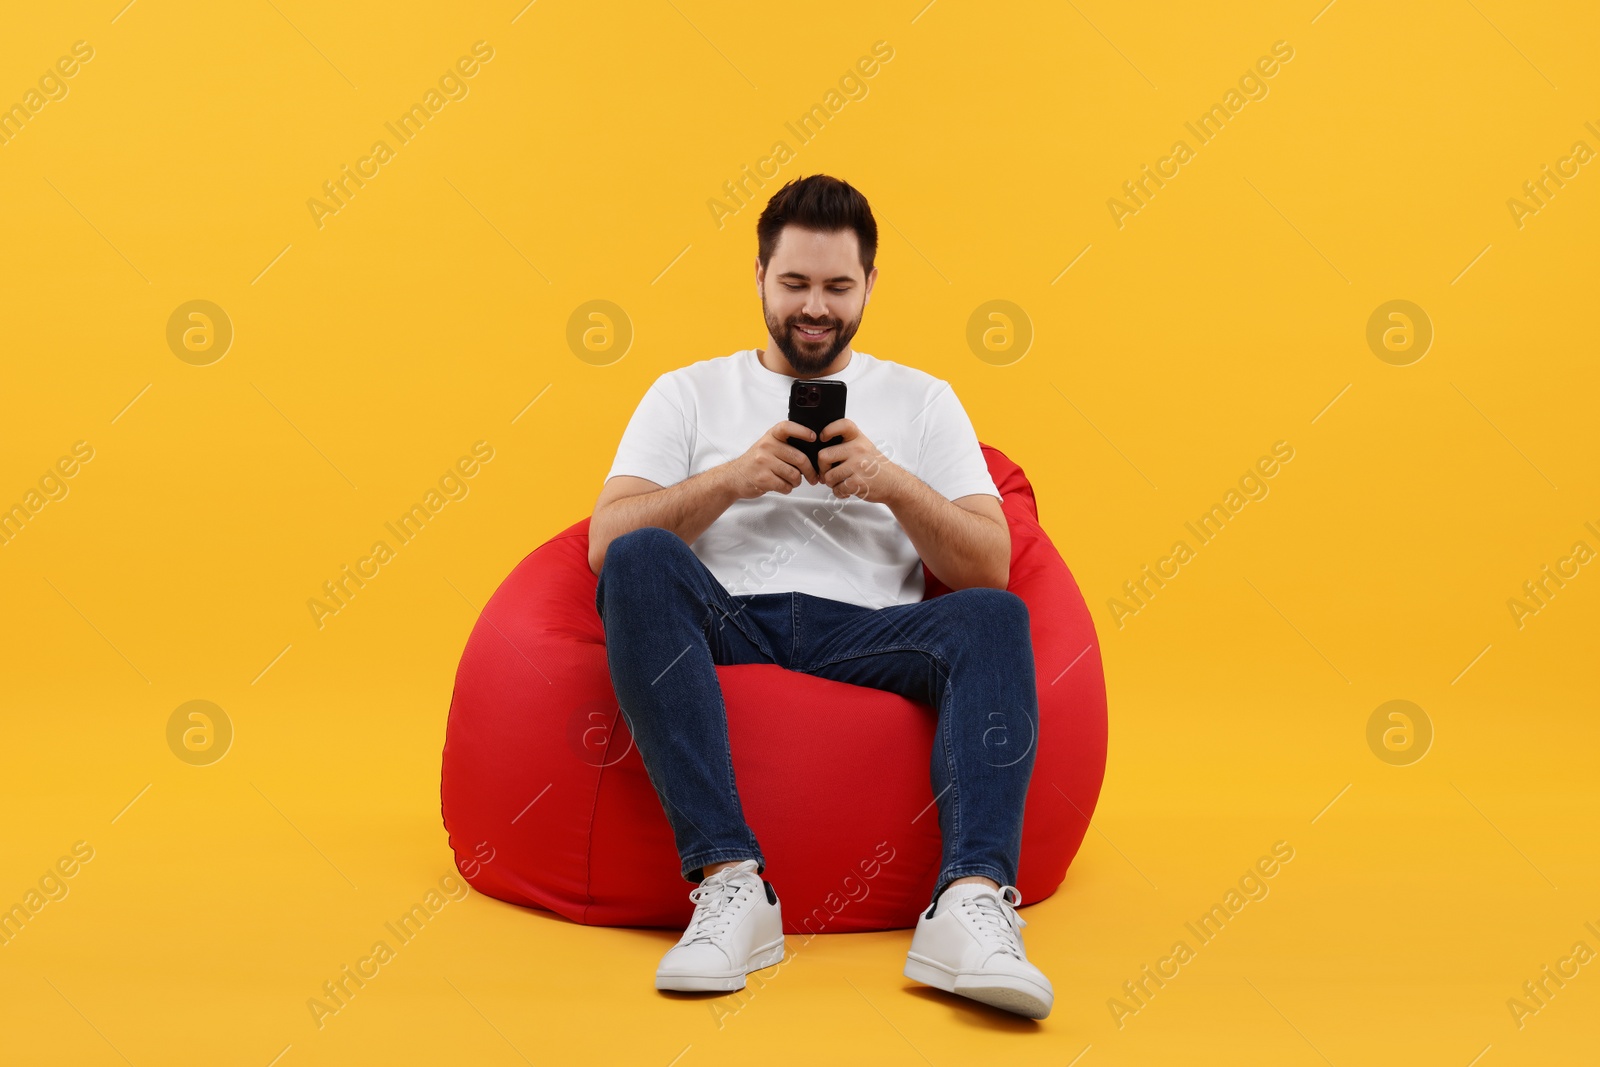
[787,379,847,476]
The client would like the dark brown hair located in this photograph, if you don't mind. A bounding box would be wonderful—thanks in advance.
[756,175,878,277]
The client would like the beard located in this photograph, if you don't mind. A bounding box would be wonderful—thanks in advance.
[761,291,863,376]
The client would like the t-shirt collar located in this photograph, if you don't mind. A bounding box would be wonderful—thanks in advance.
[745,347,869,388]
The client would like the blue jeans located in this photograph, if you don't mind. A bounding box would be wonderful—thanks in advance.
[594,525,1039,908]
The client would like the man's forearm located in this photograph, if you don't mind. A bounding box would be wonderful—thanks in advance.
[588,466,739,574]
[885,477,1009,590]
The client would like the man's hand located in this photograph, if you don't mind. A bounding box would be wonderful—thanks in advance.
[816,418,909,504]
[721,421,821,500]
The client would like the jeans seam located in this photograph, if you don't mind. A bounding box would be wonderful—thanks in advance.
[940,669,961,855]
[717,690,740,828]
[712,597,774,663]
[801,644,951,677]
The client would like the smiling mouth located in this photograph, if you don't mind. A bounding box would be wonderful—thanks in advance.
[794,324,832,339]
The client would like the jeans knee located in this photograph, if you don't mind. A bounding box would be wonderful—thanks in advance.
[596,527,698,621]
[601,526,683,577]
[954,587,1029,632]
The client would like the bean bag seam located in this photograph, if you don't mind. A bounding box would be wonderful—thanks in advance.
[579,736,611,924]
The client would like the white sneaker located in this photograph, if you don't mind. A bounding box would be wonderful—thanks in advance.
[655,859,785,992]
[903,882,1054,1019]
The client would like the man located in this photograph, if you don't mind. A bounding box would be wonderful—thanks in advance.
[589,174,1051,1019]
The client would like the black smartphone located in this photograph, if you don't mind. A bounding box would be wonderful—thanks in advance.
[787,379,847,476]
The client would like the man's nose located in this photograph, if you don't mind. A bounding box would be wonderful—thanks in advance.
[803,288,829,317]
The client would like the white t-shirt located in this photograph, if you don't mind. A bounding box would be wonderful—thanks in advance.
[603,348,1000,610]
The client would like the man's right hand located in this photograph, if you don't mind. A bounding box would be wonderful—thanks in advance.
[720,422,820,500]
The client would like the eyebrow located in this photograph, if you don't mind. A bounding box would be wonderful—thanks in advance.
[777,271,857,283]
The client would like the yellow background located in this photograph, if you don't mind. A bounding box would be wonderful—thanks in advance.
[3,0,1596,1063]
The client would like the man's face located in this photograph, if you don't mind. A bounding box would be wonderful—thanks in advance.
[757,226,876,376]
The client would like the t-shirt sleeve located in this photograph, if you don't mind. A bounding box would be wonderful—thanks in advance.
[604,375,694,488]
[915,382,1000,501]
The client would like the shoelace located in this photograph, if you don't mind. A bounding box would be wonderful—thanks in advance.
[683,875,750,945]
[958,885,1028,960]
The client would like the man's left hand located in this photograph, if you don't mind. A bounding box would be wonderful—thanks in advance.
[816,419,908,504]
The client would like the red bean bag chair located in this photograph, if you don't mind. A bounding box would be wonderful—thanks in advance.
[440,445,1107,933]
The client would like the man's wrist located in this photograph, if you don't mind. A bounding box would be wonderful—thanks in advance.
[707,462,745,505]
[872,460,914,509]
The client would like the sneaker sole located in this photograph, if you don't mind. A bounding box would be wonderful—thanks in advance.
[904,955,1053,1020]
[655,938,786,992]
